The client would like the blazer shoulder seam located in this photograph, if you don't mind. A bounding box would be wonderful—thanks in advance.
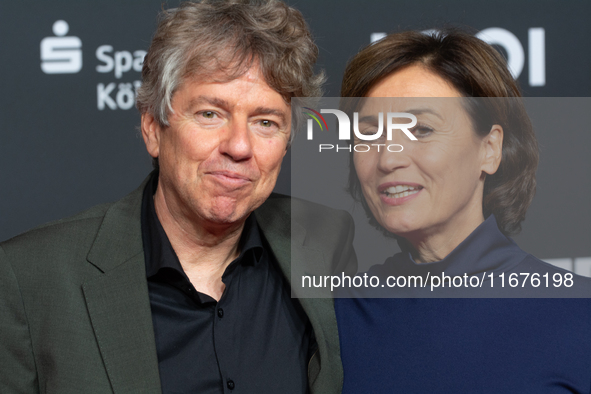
[32,202,111,230]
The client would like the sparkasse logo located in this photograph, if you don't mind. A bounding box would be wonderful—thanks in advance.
[40,20,82,74]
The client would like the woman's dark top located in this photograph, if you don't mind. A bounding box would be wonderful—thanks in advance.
[335,216,591,393]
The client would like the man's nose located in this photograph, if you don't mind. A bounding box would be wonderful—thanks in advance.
[218,120,254,161]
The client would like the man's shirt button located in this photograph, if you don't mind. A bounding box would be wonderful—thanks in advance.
[227,379,235,390]
[217,308,224,318]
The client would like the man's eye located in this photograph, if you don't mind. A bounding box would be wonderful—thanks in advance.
[260,120,273,127]
[201,111,216,119]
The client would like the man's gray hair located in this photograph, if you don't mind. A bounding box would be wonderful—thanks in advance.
[136,0,324,131]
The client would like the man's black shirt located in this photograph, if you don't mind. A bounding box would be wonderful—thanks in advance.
[141,173,312,393]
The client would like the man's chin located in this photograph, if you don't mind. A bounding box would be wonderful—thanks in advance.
[195,193,269,226]
[201,201,252,226]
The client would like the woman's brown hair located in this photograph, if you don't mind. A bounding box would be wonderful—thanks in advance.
[342,29,539,235]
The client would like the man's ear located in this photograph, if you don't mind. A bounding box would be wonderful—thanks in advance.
[141,113,161,159]
[481,124,503,175]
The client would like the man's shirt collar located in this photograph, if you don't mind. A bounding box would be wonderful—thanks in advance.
[140,171,264,280]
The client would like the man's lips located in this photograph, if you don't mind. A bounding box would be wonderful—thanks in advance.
[206,170,253,186]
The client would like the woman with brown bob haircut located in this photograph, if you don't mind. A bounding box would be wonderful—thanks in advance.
[334,29,591,393]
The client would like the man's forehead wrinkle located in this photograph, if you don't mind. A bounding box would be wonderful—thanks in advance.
[184,96,288,123]
[186,96,231,110]
[183,92,288,121]
[179,66,250,101]
[180,66,284,105]
[178,58,289,106]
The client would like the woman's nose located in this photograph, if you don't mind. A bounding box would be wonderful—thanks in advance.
[376,132,413,173]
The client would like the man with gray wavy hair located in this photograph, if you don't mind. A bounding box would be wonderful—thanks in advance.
[0,1,355,393]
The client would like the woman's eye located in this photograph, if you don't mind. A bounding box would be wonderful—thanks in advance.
[410,124,433,137]
[360,128,381,136]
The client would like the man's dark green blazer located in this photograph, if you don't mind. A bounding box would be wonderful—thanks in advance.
[0,177,356,394]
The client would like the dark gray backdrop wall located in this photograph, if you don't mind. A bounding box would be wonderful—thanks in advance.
[1,1,590,268]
